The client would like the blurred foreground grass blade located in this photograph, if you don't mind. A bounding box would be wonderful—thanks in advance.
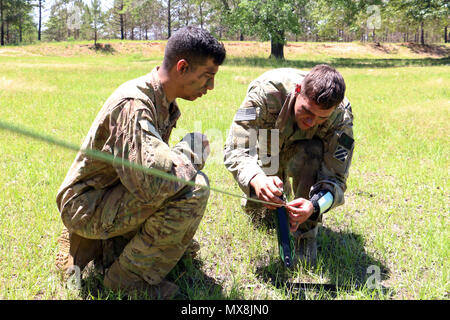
[0,119,276,207]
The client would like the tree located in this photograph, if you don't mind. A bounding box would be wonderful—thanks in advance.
[167,0,171,38]
[229,0,301,59]
[85,0,103,45]
[392,0,448,44]
[106,0,126,40]
[207,0,241,40]
[134,0,165,40]
[0,0,6,45]
[1,0,35,45]
[37,0,43,40]
[307,0,366,42]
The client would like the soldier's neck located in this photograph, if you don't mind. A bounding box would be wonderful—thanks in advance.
[157,66,176,104]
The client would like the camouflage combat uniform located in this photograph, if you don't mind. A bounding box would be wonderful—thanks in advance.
[224,68,354,235]
[56,67,210,285]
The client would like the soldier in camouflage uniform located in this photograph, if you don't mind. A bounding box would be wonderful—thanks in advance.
[55,26,226,298]
[224,65,354,266]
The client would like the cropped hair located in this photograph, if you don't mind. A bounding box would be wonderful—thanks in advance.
[162,26,226,70]
[301,64,346,109]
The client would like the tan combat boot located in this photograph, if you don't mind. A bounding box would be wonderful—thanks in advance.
[103,260,179,299]
[55,227,102,279]
[294,226,318,267]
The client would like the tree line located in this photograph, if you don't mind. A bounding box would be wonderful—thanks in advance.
[1,0,449,59]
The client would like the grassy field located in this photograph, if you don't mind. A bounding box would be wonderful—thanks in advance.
[0,41,448,300]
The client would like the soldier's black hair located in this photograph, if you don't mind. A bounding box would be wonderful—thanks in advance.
[162,26,226,70]
[301,64,346,110]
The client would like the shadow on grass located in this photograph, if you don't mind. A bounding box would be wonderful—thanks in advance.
[223,56,450,69]
[77,256,228,300]
[166,256,231,300]
[254,226,393,300]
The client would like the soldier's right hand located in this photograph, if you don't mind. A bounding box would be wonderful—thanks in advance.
[249,174,285,209]
[181,132,210,170]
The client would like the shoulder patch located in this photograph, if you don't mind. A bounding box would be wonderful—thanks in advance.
[333,132,354,163]
[139,119,163,141]
[234,107,257,121]
[334,146,349,163]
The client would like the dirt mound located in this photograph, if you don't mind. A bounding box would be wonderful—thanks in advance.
[402,43,450,57]
[2,41,449,59]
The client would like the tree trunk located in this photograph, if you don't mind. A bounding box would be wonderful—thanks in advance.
[120,14,124,40]
[420,21,424,45]
[19,19,22,43]
[199,3,203,29]
[167,0,171,39]
[270,30,285,60]
[0,0,4,45]
[38,0,42,41]
[118,0,124,40]
[445,26,448,43]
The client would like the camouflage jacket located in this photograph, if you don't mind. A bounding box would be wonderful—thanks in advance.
[56,67,200,213]
[224,68,354,210]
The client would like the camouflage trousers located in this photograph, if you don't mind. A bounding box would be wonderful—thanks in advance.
[243,138,323,236]
[60,171,210,285]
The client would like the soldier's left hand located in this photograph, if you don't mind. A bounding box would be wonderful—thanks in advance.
[286,198,314,232]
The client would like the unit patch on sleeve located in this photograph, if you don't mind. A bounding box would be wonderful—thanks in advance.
[333,132,354,163]
[334,145,349,162]
[234,107,257,121]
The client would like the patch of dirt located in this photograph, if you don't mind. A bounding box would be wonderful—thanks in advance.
[1,41,165,57]
[403,42,450,57]
[0,48,42,57]
[370,42,399,54]
[288,42,450,58]
[3,41,449,60]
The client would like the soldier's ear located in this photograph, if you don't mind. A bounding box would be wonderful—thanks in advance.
[176,59,189,75]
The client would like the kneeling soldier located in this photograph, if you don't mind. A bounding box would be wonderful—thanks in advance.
[56,27,226,298]
[224,65,354,266]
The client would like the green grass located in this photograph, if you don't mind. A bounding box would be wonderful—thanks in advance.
[0,41,448,300]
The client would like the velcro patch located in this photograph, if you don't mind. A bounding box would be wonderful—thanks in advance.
[337,132,354,150]
[234,107,257,121]
[334,146,349,162]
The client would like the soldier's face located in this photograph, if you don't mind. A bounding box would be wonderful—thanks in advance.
[294,93,335,130]
[178,58,219,101]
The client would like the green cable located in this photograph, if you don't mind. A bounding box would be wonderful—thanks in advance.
[0,119,282,207]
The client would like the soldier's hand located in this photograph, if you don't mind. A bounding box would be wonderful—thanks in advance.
[250,174,285,209]
[181,132,210,169]
[286,198,314,232]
